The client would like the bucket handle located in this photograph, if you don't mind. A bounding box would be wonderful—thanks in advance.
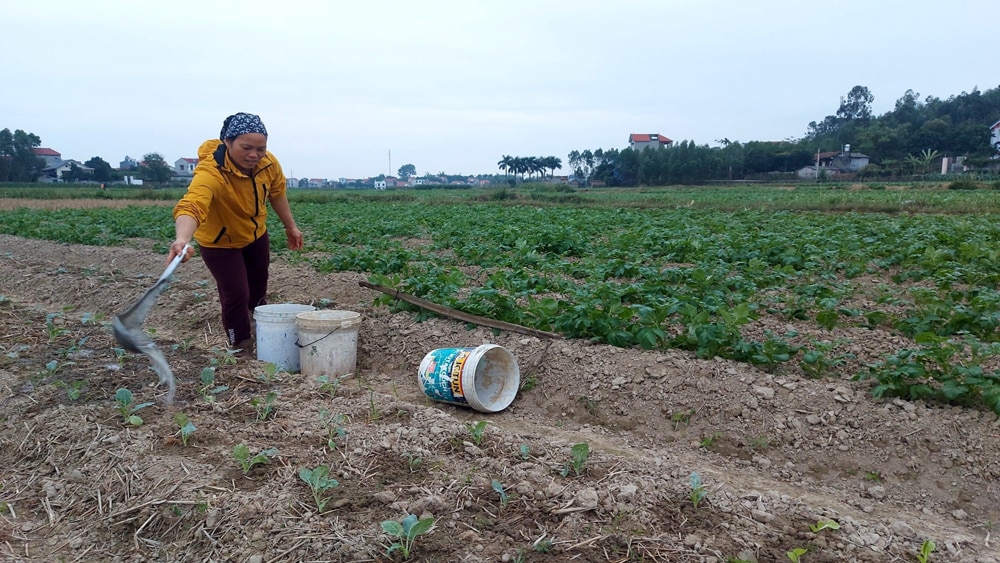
[295,326,342,349]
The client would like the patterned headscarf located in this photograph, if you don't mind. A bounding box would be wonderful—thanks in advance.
[219,113,268,140]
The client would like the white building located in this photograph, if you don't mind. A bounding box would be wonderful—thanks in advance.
[991,119,1000,156]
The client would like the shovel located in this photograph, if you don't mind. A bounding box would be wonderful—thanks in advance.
[112,245,190,405]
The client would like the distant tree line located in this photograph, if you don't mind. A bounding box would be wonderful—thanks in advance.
[561,84,1000,186]
[808,85,998,160]
[0,128,44,182]
[0,124,175,184]
[497,155,563,181]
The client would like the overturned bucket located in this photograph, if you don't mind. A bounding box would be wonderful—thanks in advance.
[254,303,316,372]
[296,310,362,377]
[417,344,520,413]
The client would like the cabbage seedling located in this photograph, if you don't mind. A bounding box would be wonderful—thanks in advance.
[561,442,590,477]
[173,412,196,446]
[671,408,695,429]
[198,367,229,402]
[45,312,68,342]
[809,519,840,533]
[114,388,154,426]
[466,421,488,445]
[258,362,281,382]
[209,346,237,366]
[787,547,808,562]
[916,540,935,563]
[54,379,85,400]
[403,451,422,472]
[251,391,278,421]
[319,410,348,449]
[689,472,707,509]
[491,479,512,509]
[80,312,99,325]
[232,444,277,475]
[381,513,434,560]
[299,465,339,513]
[316,374,341,397]
[43,360,63,376]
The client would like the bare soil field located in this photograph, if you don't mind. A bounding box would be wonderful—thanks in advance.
[0,199,175,211]
[1,224,999,562]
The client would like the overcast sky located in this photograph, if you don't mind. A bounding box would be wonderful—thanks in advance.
[3,1,997,180]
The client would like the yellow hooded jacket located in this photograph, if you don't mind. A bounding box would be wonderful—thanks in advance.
[173,139,287,249]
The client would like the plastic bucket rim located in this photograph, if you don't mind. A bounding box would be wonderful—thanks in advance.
[463,344,519,413]
[295,310,362,331]
[254,303,317,320]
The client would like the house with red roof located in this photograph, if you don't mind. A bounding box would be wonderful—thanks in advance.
[33,147,62,168]
[628,133,673,151]
[174,157,198,175]
[797,145,870,179]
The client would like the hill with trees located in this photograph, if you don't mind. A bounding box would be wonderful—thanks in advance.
[565,84,1000,186]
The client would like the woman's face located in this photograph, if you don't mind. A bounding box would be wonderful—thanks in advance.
[224,133,267,173]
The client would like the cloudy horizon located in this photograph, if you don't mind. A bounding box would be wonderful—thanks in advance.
[3,0,997,180]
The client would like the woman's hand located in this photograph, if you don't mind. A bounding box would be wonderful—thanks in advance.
[269,196,303,251]
[286,226,304,251]
[167,240,195,264]
[170,215,199,264]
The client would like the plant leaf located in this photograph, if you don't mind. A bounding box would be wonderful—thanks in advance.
[689,472,702,489]
[491,479,505,495]
[232,443,249,460]
[407,517,433,539]
[130,401,155,413]
[115,388,133,404]
[400,513,418,535]
[381,520,403,537]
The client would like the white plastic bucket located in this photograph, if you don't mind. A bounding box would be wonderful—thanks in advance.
[253,304,316,372]
[417,344,520,413]
[296,310,362,377]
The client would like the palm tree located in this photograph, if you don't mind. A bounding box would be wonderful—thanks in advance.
[918,149,941,173]
[542,156,562,178]
[525,156,543,179]
[497,155,514,179]
[512,156,527,180]
[905,149,942,175]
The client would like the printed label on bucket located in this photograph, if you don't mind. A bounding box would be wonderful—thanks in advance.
[418,347,474,405]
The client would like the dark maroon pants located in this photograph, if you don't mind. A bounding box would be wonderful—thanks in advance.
[200,233,270,346]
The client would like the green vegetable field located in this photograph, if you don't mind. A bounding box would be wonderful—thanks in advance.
[3,184,1000,414]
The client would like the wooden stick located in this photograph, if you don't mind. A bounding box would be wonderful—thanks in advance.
[359,281,563,340]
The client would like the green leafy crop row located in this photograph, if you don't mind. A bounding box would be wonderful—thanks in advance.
[7,192,1000,413]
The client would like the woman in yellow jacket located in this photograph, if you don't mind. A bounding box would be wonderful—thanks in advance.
[167,113,303,352]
